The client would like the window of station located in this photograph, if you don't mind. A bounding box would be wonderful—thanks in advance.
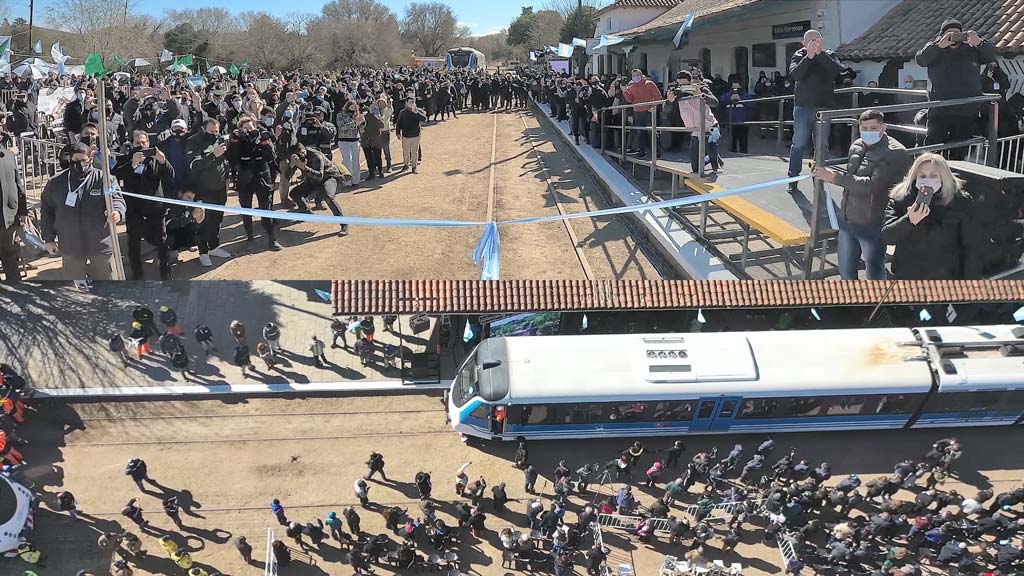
[752,43,776,68]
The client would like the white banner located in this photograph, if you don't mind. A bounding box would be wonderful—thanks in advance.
[37,86,75,117]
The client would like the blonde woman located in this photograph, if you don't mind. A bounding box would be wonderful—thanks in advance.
[881,153,982,279]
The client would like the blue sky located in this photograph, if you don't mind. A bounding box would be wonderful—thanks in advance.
[19,0,533,37]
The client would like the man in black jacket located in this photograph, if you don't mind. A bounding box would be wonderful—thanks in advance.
[787,30,841,193]
[916,17,997,160]
[813,110,911,280]
[62,86,89,140]
[113,130,175,279]
[287,143,350,237]
[0,144,27,283]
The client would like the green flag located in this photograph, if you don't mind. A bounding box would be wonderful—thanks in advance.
[229,63,240,77]
[84,53,106,76]
[112,53,127,67]
[0,38,9,55]
[174,54,193,67]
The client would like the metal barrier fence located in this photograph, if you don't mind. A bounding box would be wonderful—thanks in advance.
[0,90,18,107]
[591,523,612,576]
[17,134,66,200]
[968,133,1024,173]
[777,529,799,568]
[597,500,750,534]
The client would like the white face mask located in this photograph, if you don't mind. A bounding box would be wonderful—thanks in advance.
[916,176,942,192]
[631,75,641,83]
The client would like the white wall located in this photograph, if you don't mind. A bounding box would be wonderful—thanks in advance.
[831,0,902,45]
[597,7,671,35]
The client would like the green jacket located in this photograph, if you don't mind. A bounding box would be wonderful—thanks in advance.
[188,152,228,202]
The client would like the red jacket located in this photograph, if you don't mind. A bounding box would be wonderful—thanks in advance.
[622,79,662,112]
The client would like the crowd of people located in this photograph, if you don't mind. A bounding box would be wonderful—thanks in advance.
[15,420,1014,575]
[109,303,403,379]
[0,63,542,284]
[523,19,1022,282]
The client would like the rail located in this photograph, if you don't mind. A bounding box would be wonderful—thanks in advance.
[16,135,66,200]
[265,527,278,576]
[592,523,612,576]
[968,133,1024,173]
[777,529,799,568]
[597,500,750,534]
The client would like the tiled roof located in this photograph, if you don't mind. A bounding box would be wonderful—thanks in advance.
[332,280,1024,315]
[617,0,761,36]
[594,0,681,18]
[837,0,1024,60]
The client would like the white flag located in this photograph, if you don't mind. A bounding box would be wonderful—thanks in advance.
[160,49,173,62]
[50,42,68,64]
[32,40,42,54]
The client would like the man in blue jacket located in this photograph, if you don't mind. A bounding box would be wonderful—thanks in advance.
[916,17,996,160]
[787,30,842,194]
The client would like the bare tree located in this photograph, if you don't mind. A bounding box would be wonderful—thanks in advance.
[399,2,469,57]
[46,0,161,58]
[310,0,402,68]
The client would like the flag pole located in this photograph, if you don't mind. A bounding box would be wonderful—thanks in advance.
[94,75,126,280]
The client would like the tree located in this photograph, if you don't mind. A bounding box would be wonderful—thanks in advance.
[309,0,402,68]
[163,23,208,59]
[506,6,534,46]
[470,30,525,65]
[559,5,595,44]
[527,10,562,50]
[45,0,161,57]
[400,2,469,57]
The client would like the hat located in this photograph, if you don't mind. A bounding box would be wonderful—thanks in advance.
[171,119,188,131]
[160,305,169,311]
[132,321,142,329]
[328,511,337,519]
[940,17,962,35]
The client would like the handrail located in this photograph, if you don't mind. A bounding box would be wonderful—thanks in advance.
[597,98,668,113]
[817,94,1000,120]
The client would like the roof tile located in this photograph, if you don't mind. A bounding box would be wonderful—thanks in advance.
[838,0,1024,60]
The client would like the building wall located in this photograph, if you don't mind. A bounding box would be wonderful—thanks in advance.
[596,6,671,35]
[607,0,900,90]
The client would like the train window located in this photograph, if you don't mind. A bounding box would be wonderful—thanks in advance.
[875,394,925,414]
[526,405,562,425]
[569,404,604,424]
[718,400,737,418]
[925,391,1005,413]
[823,396,877,416]
[786,398,823,417]
[997,391,1024,412]
[738,398,784,419]
[608,403,649,422]
[651,400,696,421]
[697,401,716,419]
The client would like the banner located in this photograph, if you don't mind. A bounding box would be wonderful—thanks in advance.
[255,78,273,92]
[37,86,75,117]
[107,175,810,280]
[186,76,206,89]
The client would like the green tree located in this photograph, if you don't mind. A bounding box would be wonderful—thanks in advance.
[163,22,209,59]
[558,5,595,44]
[506,6,534,46]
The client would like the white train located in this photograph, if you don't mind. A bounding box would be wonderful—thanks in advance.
[448,325,1024,440]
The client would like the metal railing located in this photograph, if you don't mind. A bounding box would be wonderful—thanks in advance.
[777,529,799,567]
[597,500,749,534]
[265,527,278,576]
[592,523,612,576]
[801,93,1002,278]
[968,132,1024,173]
[16,134,66,200]
[0,89,18,107]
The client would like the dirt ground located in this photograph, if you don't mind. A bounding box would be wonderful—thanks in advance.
[14,394,1024,575]
[23,107,665,281]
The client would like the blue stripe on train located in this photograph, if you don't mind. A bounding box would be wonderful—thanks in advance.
[503,414,912,436]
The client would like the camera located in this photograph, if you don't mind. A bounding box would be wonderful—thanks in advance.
[949,31,967,43]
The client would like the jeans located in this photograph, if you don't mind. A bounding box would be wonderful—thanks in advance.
[788,105,817,178]
[926,114,977,161]
[630,111,651,154]
[381,132,392,169]
[838,219,886,280]
[338,140,362,185]
[289,178,347,232]
[689,135,719,174]
[198,209,223,255]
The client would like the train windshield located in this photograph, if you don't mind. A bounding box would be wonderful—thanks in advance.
[449,51,472,68]
[453,351,478,407]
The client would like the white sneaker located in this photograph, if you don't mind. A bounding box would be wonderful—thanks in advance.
[208,247,232,258]
[199,254,213,267]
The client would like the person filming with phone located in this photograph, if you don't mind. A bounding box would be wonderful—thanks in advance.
[915,18,996,160]
[881,153,983,280]
[113,130,174,279]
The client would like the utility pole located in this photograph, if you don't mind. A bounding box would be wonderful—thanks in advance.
[28,0,34,53]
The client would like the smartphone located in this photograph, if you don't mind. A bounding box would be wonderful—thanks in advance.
[950,31,966,43]
[142,148,157,158]
[916,186,935,206]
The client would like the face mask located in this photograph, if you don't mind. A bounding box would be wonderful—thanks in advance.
[284,109,294,119]
[80,134,93,146]
[916,176,942,192]
[905,82,913,89]
[860,129,882,145]
[77,93,85,102]
[232,101,242,110]
[631,75,641,83]
[262,117,274,127]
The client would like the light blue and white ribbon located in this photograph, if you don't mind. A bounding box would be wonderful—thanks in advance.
[110,174,809,279]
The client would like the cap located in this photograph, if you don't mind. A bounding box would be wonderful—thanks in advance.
[132,321,142,329]
[160,305,169,312]
[940,17,962,35]
[171,119,188,131]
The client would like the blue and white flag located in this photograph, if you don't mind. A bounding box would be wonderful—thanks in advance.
[919,308,932,322]
[50,42,68,64]
[463,321,475,343]
[810,308,821,321]
[581,314,589,330]
[32,40,42,54]
[594,35,627,50]
[557,43,574,58]
[160,49,173,62]
[672,11,697,50]
[314,288,331,302]
[571,37,587,48]
[529,51,537,62]
[696,308,706,323]
[1013,305,1024,322]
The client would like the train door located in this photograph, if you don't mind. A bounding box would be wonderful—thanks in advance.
[690,397,743,432]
